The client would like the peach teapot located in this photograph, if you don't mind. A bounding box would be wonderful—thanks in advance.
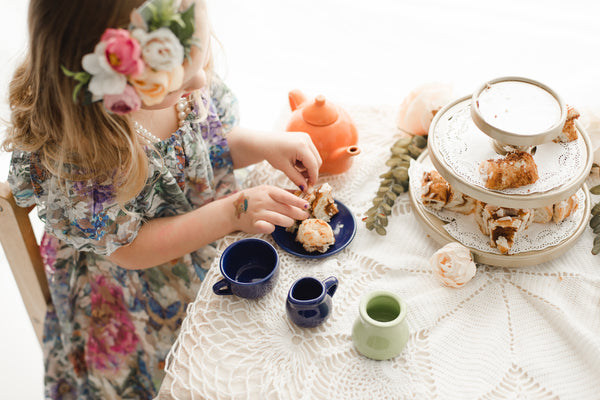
[286,89,360,174]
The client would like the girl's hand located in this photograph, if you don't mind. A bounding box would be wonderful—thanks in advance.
[230,185,311,234]
[262,131,322,190]
[228,128,322,191]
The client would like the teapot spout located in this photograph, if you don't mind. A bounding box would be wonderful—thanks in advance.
[288,89,307,112]
[323,145,361,174]
[338,145,361,158]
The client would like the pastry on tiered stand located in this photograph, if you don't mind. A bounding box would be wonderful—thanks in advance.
[409,76,593,267]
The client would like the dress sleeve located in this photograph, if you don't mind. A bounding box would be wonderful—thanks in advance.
[203,76,239,198]
[210,75,240,135]
[7,150,145,256]
[7,150,37,208]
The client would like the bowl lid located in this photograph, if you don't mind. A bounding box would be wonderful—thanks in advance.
[470,76,567,147]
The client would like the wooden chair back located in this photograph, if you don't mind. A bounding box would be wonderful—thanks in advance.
[0,181,50,346]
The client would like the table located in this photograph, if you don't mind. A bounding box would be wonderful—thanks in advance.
[157,104,600,400]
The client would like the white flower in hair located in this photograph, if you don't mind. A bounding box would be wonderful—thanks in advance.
[133,27,185,72]
[81,42,128,100]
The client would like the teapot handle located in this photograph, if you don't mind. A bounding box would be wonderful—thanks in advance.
[288,89,307,112]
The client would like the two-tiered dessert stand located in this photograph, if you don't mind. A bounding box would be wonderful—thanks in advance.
[409,76,593,267]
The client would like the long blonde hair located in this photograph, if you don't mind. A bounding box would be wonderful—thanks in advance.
[2,0,149,205]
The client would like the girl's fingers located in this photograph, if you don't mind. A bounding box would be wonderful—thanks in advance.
[253,220,275,234]
[268,187,310,213]
[286,166,311,192]
[257,210,296,230]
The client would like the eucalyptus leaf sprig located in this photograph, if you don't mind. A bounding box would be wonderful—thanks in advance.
[590,183,600,255]
[364,135,428,235]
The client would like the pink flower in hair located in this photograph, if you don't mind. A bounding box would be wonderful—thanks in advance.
[101,28,144,76]
[103,84,141,114]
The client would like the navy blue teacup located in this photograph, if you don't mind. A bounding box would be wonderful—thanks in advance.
[286,276,338,327]
[212,238,279,299]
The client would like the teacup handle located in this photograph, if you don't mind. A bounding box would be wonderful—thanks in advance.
[212,279,233,296]
[323,276,338,298]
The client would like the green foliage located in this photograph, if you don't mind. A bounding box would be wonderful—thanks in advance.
[60,65,91,103]
[139,0,197,57]
[364,135,428,235]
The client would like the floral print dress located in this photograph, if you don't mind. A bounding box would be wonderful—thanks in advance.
[8,78,239,399]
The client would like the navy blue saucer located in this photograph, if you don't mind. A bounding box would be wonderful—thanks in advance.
[272,200,357,259]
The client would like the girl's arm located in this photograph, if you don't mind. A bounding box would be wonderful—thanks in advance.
[108,185,310,270]
[227,127,322,190]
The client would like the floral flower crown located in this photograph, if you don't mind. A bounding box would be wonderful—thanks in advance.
[61,0,197,115]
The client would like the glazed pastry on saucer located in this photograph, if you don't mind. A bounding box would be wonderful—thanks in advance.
[287,183,339,253]
[296,218,335,253]
[311,183,339,222]
[287,183,339,233]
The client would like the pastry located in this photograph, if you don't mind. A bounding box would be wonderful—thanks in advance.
[479,150,539,190]
[421,170,450,210]
[532,205,553,224]
[445,190,477,215]
[287,183,339,233]
[553,194,578,223]
[476,204,533,254]
[421,171,475,214]
[420,169,577,255]
[553,105,580,143]
[473,201,489,235]
[311,183,338,222]
[296,218,335,253]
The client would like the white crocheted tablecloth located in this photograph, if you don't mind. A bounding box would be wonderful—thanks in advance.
[157,105,600,400]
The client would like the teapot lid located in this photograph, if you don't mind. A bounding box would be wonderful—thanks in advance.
[302,95,339,126]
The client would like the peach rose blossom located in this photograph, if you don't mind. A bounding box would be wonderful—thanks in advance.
[129,64,184,106]
[396,83,454,136]
[430,242,476,288]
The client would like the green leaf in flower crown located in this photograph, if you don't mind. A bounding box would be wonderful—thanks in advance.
[139,0,176,31]
[60,65,76,78]
[138,0,197,57]
[590,185,600,195]
[61,65,91,103]
[168,3,196,58]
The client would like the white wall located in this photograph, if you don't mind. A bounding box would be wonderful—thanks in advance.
[1,0,600,398]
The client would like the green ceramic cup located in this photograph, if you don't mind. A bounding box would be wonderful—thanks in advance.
[352,290,409,360]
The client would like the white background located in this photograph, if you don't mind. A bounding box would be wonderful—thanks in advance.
[1,0,600,398]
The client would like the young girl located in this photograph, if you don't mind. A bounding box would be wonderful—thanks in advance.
[2,0,321,398]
